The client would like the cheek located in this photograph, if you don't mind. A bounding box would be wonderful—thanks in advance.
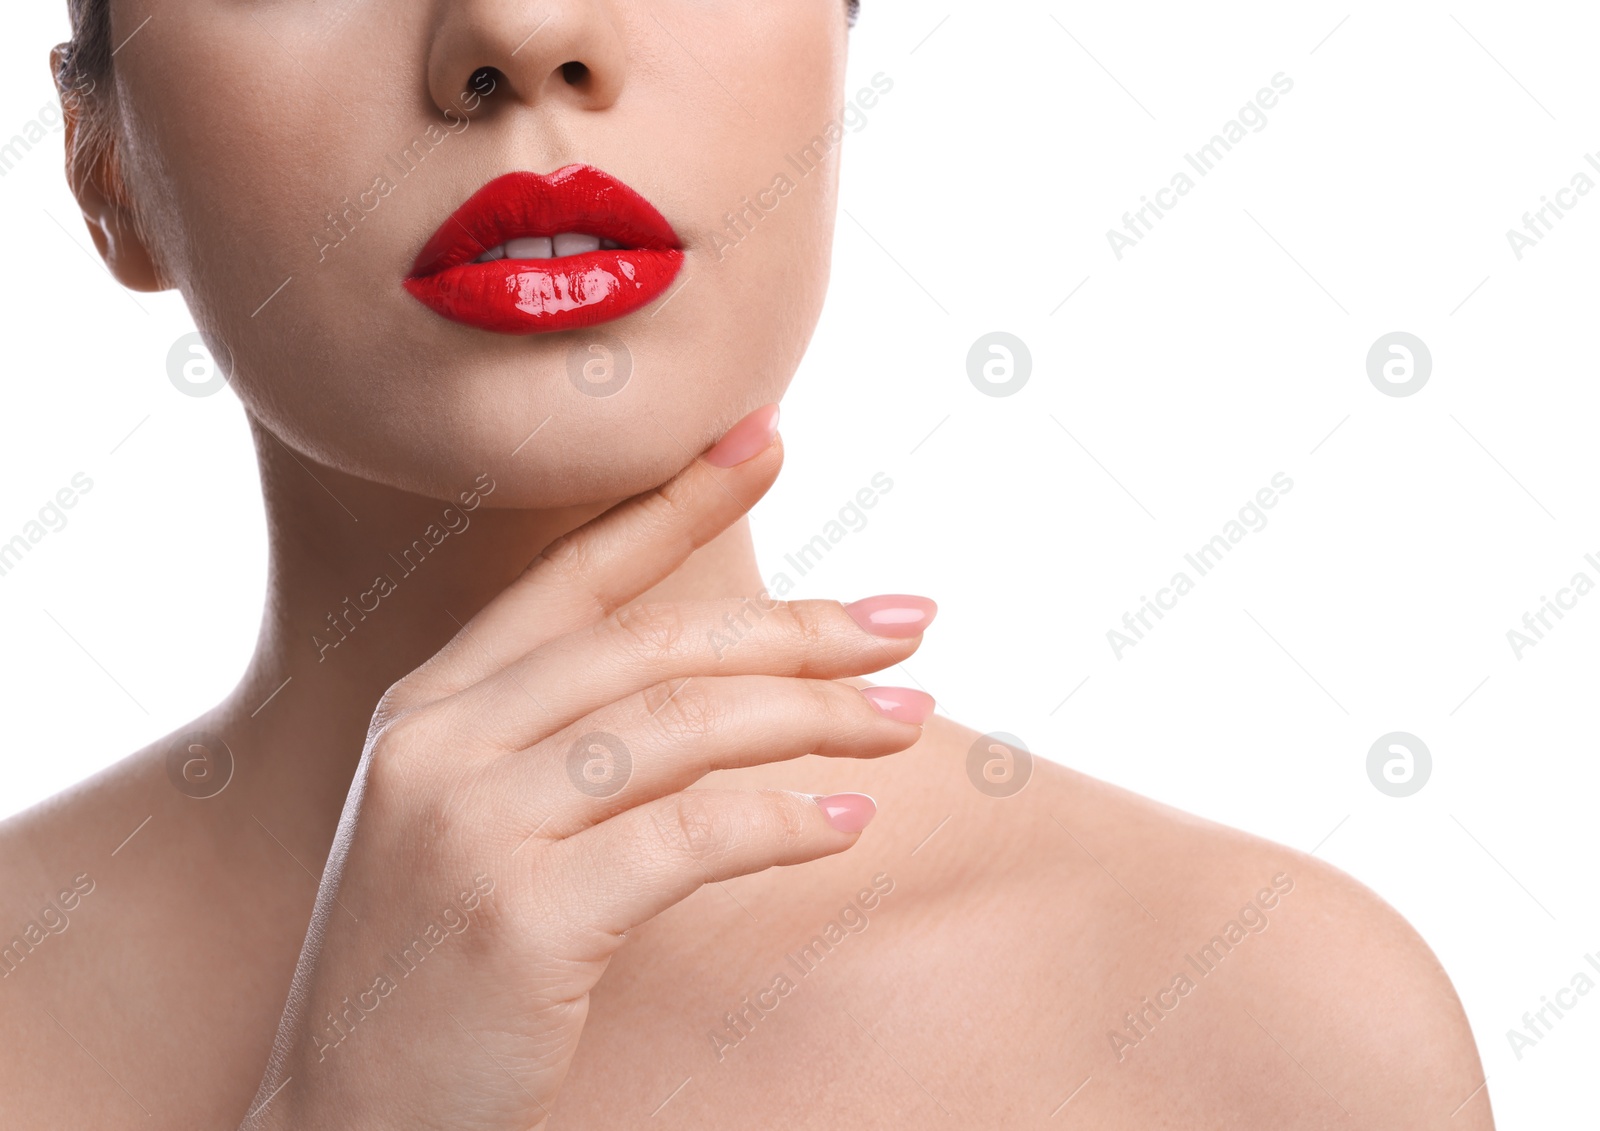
[665,5,845,358]
[678,4,846,240]
[117,6,466,418]
[119,2,443,304]
[119,5,389,274]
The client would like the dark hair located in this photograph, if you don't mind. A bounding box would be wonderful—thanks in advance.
[55,0,108,101]
[54,0,113,196]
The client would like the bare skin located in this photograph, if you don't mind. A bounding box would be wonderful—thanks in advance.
[0,430,1490,1129]
[5,0,1492,1125]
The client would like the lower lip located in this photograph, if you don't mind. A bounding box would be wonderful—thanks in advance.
[403,248,684,334]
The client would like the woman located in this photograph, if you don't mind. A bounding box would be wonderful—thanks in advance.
[0,0,1492,1126]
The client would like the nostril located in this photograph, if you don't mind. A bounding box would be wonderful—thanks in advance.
[560,60,589,86]
[467,66,502,98]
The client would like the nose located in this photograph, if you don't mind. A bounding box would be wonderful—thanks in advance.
[426,0,626,117]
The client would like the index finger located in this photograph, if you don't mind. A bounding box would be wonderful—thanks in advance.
[407,403,783,699]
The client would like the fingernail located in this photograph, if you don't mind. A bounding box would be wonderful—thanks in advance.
[815,792,876,834]
[703,403,780,468]
[860,686,935,724]
[843,594,937,638]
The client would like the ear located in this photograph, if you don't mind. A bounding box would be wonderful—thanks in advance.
[50,45,167,292]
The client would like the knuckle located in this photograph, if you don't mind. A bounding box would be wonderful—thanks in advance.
[533,528,596,591]
[362,714,471,846]
[761,789,811,849]
[641,679,723,743]
[615,484,683,552]
[813,679,877,742]
[779,600,828,655]
[805,679,865,744]
[371,679,416,729]
[368,710,421,766]
[639,478,691,531]
[657,791,728,866]
[525,534,611,623]
[535,526,583,573]
[636,473,700,534]
[365,707,442,786]
[610,601,687,662]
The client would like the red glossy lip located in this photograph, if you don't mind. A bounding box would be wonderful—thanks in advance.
[403,164,684,335]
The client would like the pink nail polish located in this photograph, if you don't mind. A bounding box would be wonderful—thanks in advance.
[703,404,780,467]
[843,594,937,638]
[860,686,935,724]
[815,793,876,834]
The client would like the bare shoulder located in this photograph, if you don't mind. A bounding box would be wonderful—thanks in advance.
[0,733,305,1130]
[1019,758,1492,1128]
[857,717,1494,1129]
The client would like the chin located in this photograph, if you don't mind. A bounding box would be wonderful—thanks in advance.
[216,215,818,508]
[237,340,789,511]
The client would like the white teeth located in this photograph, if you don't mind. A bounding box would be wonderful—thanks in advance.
[505,236,554,259]
[472,233,618,263]
[553,232,601,256]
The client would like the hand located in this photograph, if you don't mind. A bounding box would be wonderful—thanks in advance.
[239,405,936,1130]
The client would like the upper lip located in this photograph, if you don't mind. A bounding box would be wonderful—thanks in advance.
[407,164,681,278]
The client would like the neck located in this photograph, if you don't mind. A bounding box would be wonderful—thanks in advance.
[216,414,765,840]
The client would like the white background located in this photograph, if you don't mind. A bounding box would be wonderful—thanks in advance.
[2,1,1596,1123]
